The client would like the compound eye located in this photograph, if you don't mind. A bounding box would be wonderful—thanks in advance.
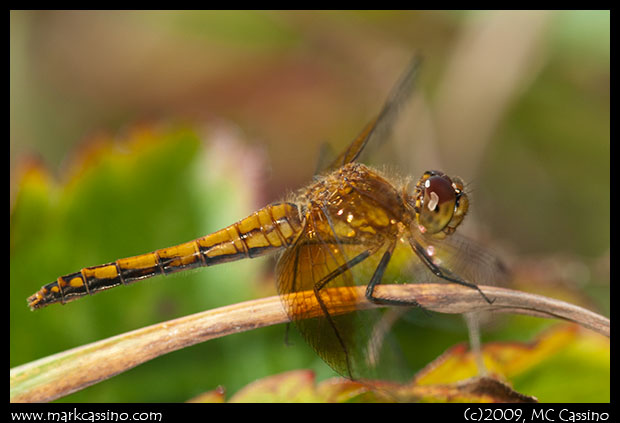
[418,175,457,234]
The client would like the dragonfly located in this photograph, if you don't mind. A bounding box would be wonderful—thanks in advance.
[28,57,505,382]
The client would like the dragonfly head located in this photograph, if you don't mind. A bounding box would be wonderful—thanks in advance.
[408,171,469,238]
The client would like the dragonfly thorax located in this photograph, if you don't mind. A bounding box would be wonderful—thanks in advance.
[300,163,409,243]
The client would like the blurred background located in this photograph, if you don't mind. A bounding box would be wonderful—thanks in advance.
[10,10,609,402]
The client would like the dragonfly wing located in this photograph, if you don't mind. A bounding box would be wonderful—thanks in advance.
[323,56,422,172]
[313,141,336,175]
[276,219,408,381]
[407,230,510,289]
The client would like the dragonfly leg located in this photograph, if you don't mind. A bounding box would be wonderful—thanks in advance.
[365,242,421,307]
[410,242,495,304]
[312,249,373,379]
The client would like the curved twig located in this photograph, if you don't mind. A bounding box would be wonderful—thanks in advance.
[10,283,609,403]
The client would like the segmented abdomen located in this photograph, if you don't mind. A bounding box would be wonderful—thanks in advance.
[28,202,303,309]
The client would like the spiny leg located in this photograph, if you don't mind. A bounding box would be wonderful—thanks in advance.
[285,237,368,347]
[313,205,374,378]
[365,241,421,307]
[311,249,373,379]
[410,241,494,304]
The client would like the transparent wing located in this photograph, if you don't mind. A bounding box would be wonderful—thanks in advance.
[407,230,510,289]
[323,56,422,173]
[275,214,408,382]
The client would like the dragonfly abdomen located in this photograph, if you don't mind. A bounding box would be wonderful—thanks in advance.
[28,202,303,310]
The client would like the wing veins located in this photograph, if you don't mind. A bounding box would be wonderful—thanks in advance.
[324,56,422,171]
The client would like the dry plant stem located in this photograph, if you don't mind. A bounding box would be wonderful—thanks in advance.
[11,283,609,403]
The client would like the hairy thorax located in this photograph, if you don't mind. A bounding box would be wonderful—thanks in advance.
[295,163,412,245]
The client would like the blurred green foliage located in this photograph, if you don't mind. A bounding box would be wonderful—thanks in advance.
[10,127,325,401]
